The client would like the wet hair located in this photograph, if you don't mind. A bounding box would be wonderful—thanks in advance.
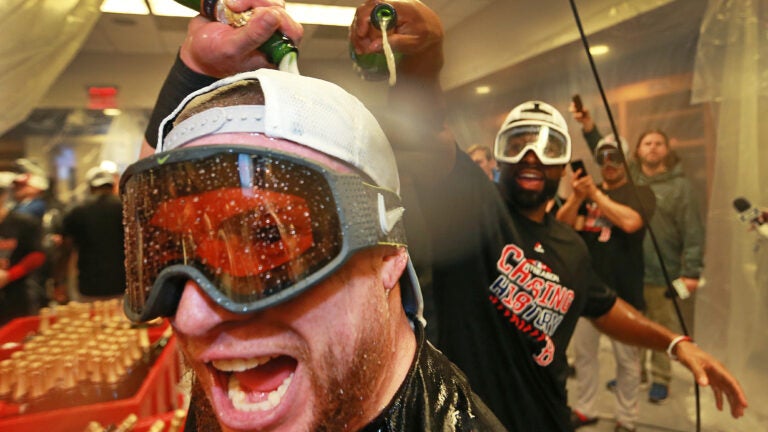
[174,80,266,125]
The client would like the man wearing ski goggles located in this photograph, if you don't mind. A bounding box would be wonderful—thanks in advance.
[493,101,572,213]
[123,67,504,431]
[596,146,625,168]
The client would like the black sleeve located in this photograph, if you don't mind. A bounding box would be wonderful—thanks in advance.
[144,54,218,148]
[583,126,603,154]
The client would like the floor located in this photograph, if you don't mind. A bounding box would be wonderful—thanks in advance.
[565,336,748,432]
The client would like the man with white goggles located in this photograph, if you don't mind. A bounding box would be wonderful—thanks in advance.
[494,101,572,165]
[123,64,505,432]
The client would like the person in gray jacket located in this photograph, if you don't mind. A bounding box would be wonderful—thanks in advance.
[572,106,705,404]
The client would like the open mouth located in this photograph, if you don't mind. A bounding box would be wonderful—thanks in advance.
[516,169,545,189]
[212,355,298,412]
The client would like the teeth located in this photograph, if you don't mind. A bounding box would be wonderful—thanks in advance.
[520,172,542,179]
[228,373,293,412]
[212,356,275,372]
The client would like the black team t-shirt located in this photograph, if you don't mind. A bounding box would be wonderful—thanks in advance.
[61,194,126,297]
[576,182,656,310]
[413,150,616,431]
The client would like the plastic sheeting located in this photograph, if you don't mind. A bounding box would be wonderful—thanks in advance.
[693,1,768,430]
[0,0,101,135]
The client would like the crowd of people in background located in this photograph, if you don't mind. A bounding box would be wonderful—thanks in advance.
[0,157,126,324]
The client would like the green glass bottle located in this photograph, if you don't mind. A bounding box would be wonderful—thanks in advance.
[173,0,299,72]
[350,3,402,82]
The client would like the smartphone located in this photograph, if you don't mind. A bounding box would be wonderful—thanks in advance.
[572,94,584,113]
[570,159,587,178]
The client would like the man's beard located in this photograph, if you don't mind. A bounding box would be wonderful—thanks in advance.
[311,323,391,431]
[188,303,393,431]
[640,156,664,171]
[498,167,560,210]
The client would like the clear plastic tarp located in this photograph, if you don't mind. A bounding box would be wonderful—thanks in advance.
[0,0,101,135]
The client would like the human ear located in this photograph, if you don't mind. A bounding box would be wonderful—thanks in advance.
[380,247,408,292]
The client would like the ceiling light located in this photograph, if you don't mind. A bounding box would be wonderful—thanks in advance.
[148,0,198,17]
[100,0,149,15]
[475,86,491,95]
[286,3,356,27]
[130,1,357,26]
[589,45,610,56]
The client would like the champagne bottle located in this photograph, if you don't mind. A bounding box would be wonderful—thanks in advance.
[168,409,187,432]
[147,419,166,432]
[172,0,299,73]
[106,413,138,432]
[350,3,402,84]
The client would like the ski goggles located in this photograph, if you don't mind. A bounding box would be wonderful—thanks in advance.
[120,145,407,322]
[595,147,625,167]
[494,124,570,165]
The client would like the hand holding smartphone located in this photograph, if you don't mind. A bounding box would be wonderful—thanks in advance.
[570,159,587,178]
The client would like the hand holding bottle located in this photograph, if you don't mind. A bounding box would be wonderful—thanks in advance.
[351,1,455,187]
[180,0,303,77]
[350,0,444,82]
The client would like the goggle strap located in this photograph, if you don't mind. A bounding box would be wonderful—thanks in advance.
[331,176,407,249]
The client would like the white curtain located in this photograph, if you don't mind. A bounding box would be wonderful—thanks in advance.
[0,0,101,135]
[693,0,768,430]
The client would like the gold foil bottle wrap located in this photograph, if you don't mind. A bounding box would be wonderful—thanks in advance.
[168,408,186,432]
[28,366,45,400]
[147,419,166,432]
[77,349,90,382]
[114,413,138,432]
[0,359,13,396]
[83,421,104,432]
[138,327,150,352]
[39,307,52,333]
[215,1,253,27]
[13,360,29,402]
[61,361,77,390]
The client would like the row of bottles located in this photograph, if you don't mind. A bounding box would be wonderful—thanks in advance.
[83,409,185,432]
[0,300,170,414]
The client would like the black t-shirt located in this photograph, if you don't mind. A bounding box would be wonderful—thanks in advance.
[576,182,656,310]
[61,193,126,297]
[0,211,43,325]
[412,151,616,431]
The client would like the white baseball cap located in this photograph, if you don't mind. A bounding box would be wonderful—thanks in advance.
[86,166,117,188]
[0,172,16,189]
[13,172,49,191]
[159,69,400,195]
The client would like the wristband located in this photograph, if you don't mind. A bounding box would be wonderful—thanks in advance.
[144,53,218,149]
[666,335,693,361]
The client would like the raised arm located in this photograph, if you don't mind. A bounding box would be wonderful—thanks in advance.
[568,102,602,153]
[140,0,304,157]
[350,0,455,186]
